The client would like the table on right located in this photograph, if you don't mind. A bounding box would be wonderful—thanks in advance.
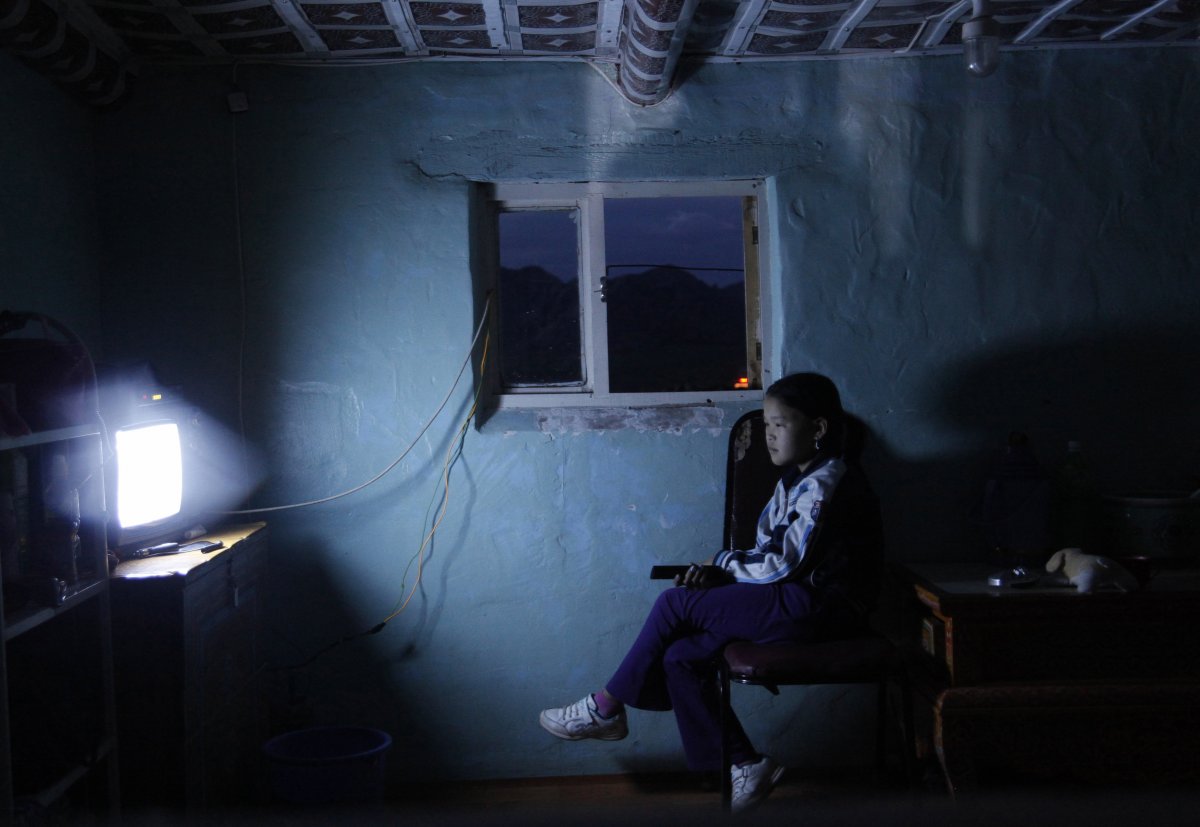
[899,562,1200,794]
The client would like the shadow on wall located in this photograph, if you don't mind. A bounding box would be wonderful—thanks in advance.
[865,323,1200,565]
[263,532,394,730]
[931,323,1200,493]
[261,526,447,791]
[261,449,487,789]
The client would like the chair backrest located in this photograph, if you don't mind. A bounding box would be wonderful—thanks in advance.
[722,410,783,550]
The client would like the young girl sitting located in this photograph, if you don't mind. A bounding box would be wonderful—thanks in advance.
[539,372,884,813]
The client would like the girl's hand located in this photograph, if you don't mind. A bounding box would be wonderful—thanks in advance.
[674,562,731,589]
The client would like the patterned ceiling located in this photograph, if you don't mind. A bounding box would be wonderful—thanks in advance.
[2,0,1198,106]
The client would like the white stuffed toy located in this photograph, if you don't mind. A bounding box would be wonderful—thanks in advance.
[1045,547,1139,593]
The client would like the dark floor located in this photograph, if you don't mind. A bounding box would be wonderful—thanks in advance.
[403,766,906,821]
[107,762,1200,827]
[396,775,1200,827]
[113,766,920,825]
[240,768,930,826]
[147,767,1200,827]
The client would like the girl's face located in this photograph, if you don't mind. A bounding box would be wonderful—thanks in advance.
[763,396,828,469]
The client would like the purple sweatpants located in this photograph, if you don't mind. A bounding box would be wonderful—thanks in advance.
[605,581,818,771]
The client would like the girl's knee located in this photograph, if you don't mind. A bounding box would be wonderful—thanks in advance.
[647,585,685,620]
[662,638,717,675]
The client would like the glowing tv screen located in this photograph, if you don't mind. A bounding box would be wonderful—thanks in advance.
[114,421,183,531]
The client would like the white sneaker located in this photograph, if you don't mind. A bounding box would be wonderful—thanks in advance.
[731,755,785,813]
[539,694,628,741]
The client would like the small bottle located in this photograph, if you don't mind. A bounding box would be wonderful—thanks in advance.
[981,431,1052,567]
[1051,440,1099,552]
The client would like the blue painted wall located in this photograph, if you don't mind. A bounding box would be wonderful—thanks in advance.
[0,52,101,346]
[17,46,1200,786]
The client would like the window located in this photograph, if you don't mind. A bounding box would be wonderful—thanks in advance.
[487,180,769,407]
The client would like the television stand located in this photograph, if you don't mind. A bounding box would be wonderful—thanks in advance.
[110,522,267,810]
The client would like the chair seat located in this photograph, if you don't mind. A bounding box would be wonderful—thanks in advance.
[724,633,901,685]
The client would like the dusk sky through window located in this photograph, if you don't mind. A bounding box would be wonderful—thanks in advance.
[502,197,745,287]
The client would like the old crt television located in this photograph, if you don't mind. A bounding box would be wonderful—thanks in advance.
[99,363,263,557]
[99,364,209,556]
[112,418,186,552]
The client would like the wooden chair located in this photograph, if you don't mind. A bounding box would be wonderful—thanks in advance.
[715,410,913,810]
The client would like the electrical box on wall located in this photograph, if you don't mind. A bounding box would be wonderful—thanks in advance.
[227,89,248,113]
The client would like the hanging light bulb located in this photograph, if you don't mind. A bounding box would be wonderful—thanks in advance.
[962,0,1000,77]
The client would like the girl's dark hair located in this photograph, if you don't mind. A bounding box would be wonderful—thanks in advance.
[765,372,847,454]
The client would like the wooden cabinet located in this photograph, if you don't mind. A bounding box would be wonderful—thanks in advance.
[1,425,119,822]
[110,523,267,812]
[907,563,1200,687]
[900,563,1200,793]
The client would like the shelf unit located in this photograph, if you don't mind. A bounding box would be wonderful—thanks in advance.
[1,424,119,823]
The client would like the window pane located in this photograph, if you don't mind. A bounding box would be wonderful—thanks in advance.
[604,197,747,393]
[497,209,584,388]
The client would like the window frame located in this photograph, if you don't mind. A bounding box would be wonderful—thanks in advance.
[485,179,772,409]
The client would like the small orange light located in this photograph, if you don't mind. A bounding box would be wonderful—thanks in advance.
[734,377,749,389]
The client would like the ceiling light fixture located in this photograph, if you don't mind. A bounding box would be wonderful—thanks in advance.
[962,0,1001,77]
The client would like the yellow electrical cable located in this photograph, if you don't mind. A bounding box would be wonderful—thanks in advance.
[271,312,492,672]
[383,327,491,624]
